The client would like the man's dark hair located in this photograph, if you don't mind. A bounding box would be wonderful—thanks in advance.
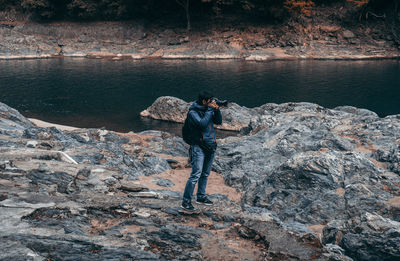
[197,91,213,104]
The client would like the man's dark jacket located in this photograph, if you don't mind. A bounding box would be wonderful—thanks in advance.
[187,101,222,145]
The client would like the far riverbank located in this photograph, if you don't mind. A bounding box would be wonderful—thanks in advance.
[1,21,400,61]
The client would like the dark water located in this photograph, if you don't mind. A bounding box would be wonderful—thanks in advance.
[0,58,399,135]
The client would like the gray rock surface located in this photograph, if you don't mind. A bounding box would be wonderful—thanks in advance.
[1,101,339,260]
[211,101,400,260]
[2,99,400,260]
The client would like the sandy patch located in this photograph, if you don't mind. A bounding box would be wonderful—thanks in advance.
[354,143,378,153]
[29,118,79,131]
[386,197,400,208]
[201,230,266,261]
[336,188,345,197]
[308,224,325,241]
[137,168,242,202]
[0,179,13,186]
[368,158,387,169]
[178,215,266,260]
[120,225,141,234]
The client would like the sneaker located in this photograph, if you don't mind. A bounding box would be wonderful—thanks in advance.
[181,201,196,211]
[196,197,213,205]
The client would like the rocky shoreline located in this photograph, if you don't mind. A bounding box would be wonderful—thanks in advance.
[1,97,400,260]
[1,20,400,61]
[146,97,400,260]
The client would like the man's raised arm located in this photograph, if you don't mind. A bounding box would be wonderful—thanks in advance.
[189,109,214,130]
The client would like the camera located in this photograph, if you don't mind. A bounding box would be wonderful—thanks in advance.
[212,98,228,107]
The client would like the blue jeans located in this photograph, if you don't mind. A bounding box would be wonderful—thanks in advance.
[182,145,214,203]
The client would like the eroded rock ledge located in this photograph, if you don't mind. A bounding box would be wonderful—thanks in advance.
[1,99,400,260]
[0,21,399,60]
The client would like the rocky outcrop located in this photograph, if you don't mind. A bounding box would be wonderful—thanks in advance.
[1,101,349,260]
[213,102,400,260]
[143,96,400,260]
[2,98,400,260]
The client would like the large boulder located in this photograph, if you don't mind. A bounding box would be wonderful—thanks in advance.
[140,96,189,123]
[140,96,256,131]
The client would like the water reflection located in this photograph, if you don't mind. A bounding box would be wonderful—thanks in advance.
[0,58,399,133]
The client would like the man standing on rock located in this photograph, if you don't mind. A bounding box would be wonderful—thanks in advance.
[181,91,222,212]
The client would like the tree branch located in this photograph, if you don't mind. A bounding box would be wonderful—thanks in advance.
[366,11,386,19]
[175,0,185,8]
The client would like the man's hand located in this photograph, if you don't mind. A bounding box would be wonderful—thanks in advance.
[208,100,219,110]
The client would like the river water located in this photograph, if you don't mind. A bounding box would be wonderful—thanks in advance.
[0,58,399,134]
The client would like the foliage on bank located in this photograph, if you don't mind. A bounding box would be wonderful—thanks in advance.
[0,0,399,23]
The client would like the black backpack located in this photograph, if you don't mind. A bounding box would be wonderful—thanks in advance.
[182,111,202,145]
